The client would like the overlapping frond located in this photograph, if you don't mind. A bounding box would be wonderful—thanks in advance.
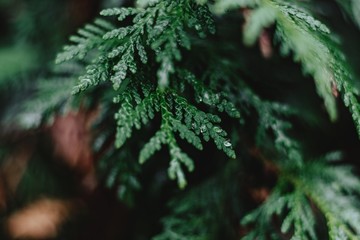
[52,1,360,239]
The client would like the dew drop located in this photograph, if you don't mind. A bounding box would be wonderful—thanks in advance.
[200,125,207,133]
[203,92,210,101]
[213,93,220,102]
[213,126,222,133]
[224,141,232,147]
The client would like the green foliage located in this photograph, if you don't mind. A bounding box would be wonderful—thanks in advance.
[199,0,257,15]
[153,189,214,240]
[0,45,38,82]
[242,154,360,240]
[241,185,317,240]
[99,147,141,205]
[56,1,215,90]
[112,82,236,188]
[244,1,335,120]
[241,0,360,135]
[11,0,360,239]
[154,160,242,240]
[8,62,82,129]
[336,0,360,29]
[57,0,240,188]
[300,162,360,240]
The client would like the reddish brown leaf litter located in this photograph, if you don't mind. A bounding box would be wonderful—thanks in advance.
[259,30,273,59]
[49,108,100,192]
[6,198,79,239]
[242,8,273,59]
[0,174,6,211]
[1,142,34,196]
[249,187,271,204]
[0,141,35,212]
[332,81,339,98]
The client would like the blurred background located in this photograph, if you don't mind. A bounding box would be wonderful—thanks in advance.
[0,1,132,239]
[0,0,360,239]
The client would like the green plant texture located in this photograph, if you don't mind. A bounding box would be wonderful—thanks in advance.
[2,0,360,239]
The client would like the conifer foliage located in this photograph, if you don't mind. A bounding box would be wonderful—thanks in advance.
[56,0,239,188]
[2,0,360,239]
[53,0,360,239]
[51,0,360,238]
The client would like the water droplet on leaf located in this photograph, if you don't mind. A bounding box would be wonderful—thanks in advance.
[200,125,207,133]
[224,141,232,147]
[213,126,222,133]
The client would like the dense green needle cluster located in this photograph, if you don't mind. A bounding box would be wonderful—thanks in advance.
[30,0,360,239]
[56,0,240,188]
